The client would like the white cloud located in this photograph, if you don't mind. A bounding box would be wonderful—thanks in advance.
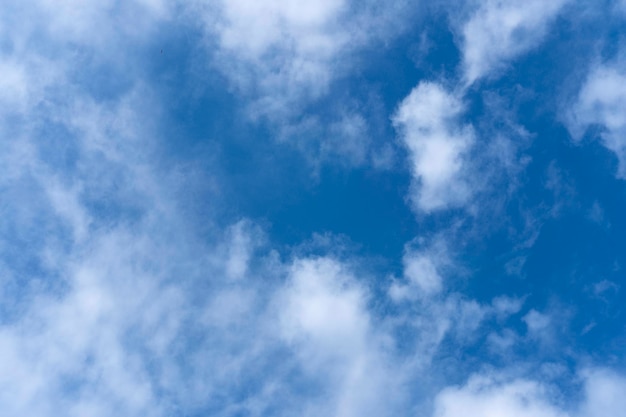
[280,258,369,358]
[433,369,626,417]
[404,253,443,295]
[198,0,347,120]
[279,257,402,417]
[216,0,345,58]
[492,295,524,318]
[1,1,625,416]
[523,309,552,334]
[390,236,451,300]
[388,234,531,366]
[33,0,169,46]
[393,82,475,212]
[434,376,567,417]
[579,369,626,417]
[189,1,421,171]
[199,0,412,121]
[0,80,405,415]
[460,0,569,84]
[224,220,261,280]
[0,3,410,414]
[568,63,626,177]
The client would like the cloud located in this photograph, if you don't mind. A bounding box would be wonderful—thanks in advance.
[387,234,529,369]
[0,3,408,415]
[279,257,402,417]
[198,0,413,120]
[568,62,626,177]
[523,309,552,334]
[2,1,626,416]
[579,369,626,417]
[393,81,475,212]
[0,71,182,417]
[434,375,567,417]
[390,235,451,300]
[403,251,444,295]
[492,295,525,318]
[198,0,347,120]
[433,369,626,417]
[223,220,263,280]
[0,77,402,417]
[280,258,369,358]
[191,1,418,171]
[460,0,569,84]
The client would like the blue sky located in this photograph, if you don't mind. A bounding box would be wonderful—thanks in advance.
[1,0,626,416]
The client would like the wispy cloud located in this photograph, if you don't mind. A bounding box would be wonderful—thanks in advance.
[459,0,570,85]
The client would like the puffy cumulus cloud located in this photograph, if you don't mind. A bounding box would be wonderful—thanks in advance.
[0,209,402,415]
[390,235,451,300]
[278,258,403,417]
[568,62,626,178]
[393,82,475,213]
[191,0,416,171]
[434,376,567,417]
[198,0,411,119]
[199,0,347,118]
[578,369,626,417]
[460,0,569,84]
[216,0,345,58]
[433,369,626,417]
[280,258,369,360]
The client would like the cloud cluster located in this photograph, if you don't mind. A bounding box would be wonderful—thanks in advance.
[194,0,418,169]
[569,61,626,177]
[201,0,408,119]
[1,1,625,417]
[393,0,569,214]
[393,82,475,212]
[434,369,626,417]
[204,0,347,117]
[460,0,570,85]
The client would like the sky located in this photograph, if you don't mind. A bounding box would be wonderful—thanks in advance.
[1,0,626,416]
